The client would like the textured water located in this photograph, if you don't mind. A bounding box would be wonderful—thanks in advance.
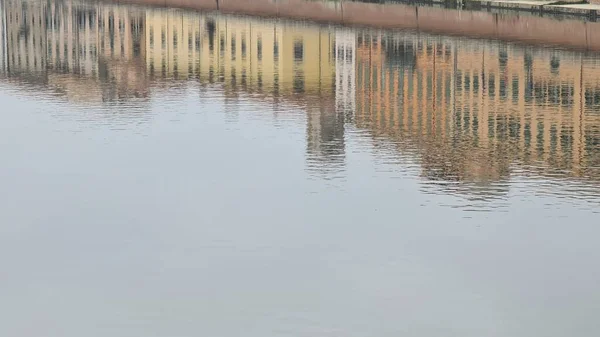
[1,0,600,336]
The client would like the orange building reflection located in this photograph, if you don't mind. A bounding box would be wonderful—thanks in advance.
[354,31,600,189]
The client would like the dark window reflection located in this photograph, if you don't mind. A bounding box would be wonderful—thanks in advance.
[257,36,262,61]
[294,39,303,61]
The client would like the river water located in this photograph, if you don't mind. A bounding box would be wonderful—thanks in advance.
[1,0,600,336]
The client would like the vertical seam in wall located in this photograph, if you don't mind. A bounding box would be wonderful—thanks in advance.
[416,6,419,31]
[494,13,498,38]
[585,22,588,51]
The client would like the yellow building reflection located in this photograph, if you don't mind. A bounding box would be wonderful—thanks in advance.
[144,10,335,100]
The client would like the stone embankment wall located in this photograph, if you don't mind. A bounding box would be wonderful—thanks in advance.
[112,0,600,51]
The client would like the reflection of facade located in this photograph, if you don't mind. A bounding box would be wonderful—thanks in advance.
[355,31,600,190]
[0,0,148,101]
[46,1,94,75]
[306,99,345,171]
[0,0,6,71]
[335,29,356,116]
[145,9,204,79]
[304,29,356,172]
[3,0,46,75]
[2,0,600,189]
[145,10,336,99]
[144,9,346,171]
[96,5,148,100]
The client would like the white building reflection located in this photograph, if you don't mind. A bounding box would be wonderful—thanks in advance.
[335,29,356,118]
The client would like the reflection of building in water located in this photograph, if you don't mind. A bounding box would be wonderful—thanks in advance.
[0,0,6,71]
[144,9,346,171]
[145,10,336,99]
[0,0,148,101]
[335,29,356,117]
[44,0,102,101]
[3,0,600,187]
[145,9,204,79]
[46,1,95,76]
[2,0,46,75]
[304,29,356,171]
[1,0,346,170]
[306,98,346,171]
[355,31,600,191]
[96,5,148,100]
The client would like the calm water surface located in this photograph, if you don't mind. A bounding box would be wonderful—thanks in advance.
[1,0,600,336]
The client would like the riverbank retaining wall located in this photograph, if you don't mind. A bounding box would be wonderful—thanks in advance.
[108,0,600,51]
